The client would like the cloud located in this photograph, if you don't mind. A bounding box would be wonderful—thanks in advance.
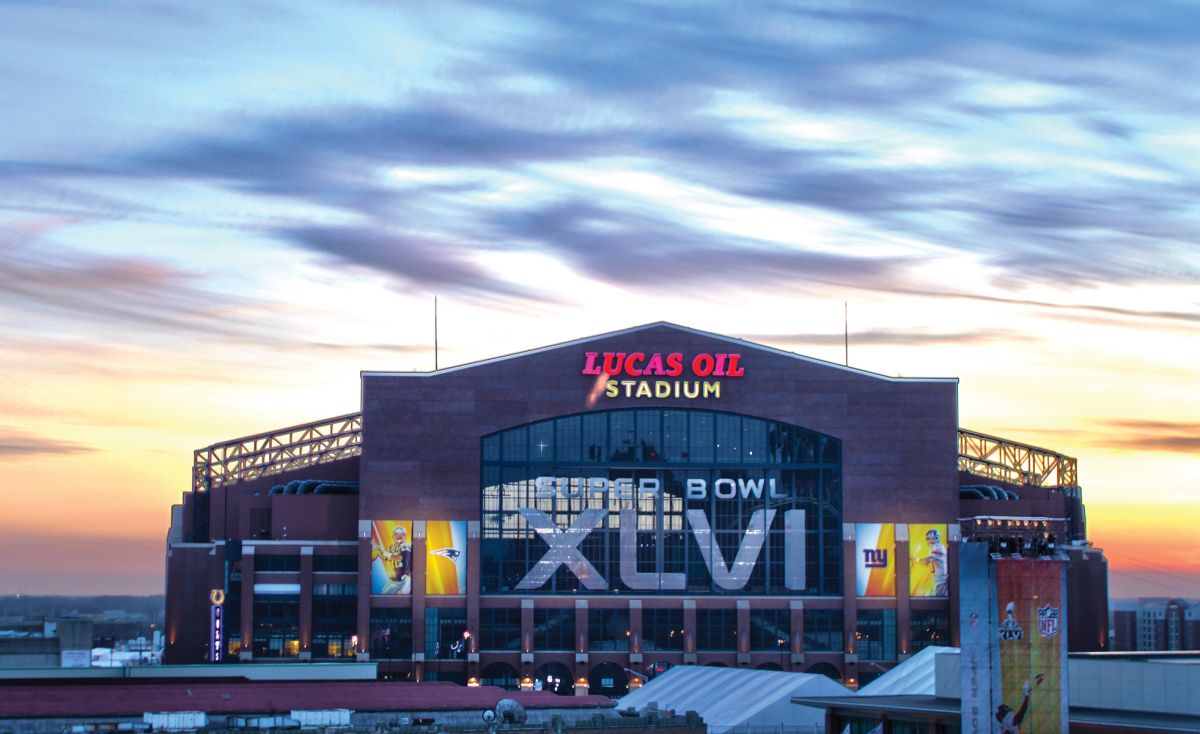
[489,198,922,293]
[1102,420,1200,454]
[0,0,1197,311]
[280,225,542,301]
[743,328,1033,347]
[0,429,94,458]
[999,420,1200,455]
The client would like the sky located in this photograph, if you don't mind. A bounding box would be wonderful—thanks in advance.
[0,1,1197,600]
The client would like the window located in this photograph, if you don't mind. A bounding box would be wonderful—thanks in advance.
[533,608,573,651]
[370,609,412,659]
[314,555,357,573]
[251,594,299,657]
[909,610,950,652]
[313,588,356,639]
[255,554,300,573]
[803,609,843,652]
[312,632,356,658]
[481,409,843,596]
[856,609,896,661]
[749,609,790,651]
[589,609,630,652]
[480,608,522,651]
[695,609,737,651]
[643,608,683,651]
[425,608,467,659]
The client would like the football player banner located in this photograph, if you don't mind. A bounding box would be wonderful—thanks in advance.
[855,523,896,596]
[426,520,468,595]
[371,521,413,595]
[995,558,1068,734]
[909,523,949,597]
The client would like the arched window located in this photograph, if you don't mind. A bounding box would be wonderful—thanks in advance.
[481,409,842,595]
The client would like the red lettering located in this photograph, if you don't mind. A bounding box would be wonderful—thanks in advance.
[603,352,626,376]
[582,352,602,375]
[692,353,715,377]
[665,353,684,377]
[725,353,744,377]
[643,353,665,375]
[625,352,646,376]
[714,353,727,376]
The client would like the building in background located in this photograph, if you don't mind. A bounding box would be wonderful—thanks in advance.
[1111,598,1200,651]
[164,323,1109,690]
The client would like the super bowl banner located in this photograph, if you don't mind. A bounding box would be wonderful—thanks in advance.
[995,558,1068,734]
[371,521,414,595]
[425,520,468,595]
[371,520,468,595]
[856,523,895,596]
[909,523,949,597]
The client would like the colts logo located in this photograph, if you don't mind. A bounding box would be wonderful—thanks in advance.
[1038,605,1061,638]
[862,548,888,568]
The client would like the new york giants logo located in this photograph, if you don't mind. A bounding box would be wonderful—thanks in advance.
[863,548,888,568]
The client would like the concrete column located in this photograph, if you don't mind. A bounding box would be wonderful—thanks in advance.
[683,600,696,657]
[896,524,911,658]
[412,521,427,661]
[521,599,535,683]
[356,521,371,660]
[575,599,589,654]
[466,521,480,650]
[736,600,750,657]
[789,599,805,671]
[239,546,255,661]
[299,546,313,660]
[842,523,858,685]
[949,523,962,647]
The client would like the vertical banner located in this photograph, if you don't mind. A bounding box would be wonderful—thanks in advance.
[959,542,999,734]
[371,520,414,595]
[855,523,896,596]
[909,523,949,597]
[426,520,468,595]
[995,558,1068,734]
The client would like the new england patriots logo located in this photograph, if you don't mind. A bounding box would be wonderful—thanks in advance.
[430,547,462,561]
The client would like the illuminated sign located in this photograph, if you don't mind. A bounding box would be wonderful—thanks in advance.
[582,351,744,401]
[533,475,790,501]
[210,604,223,663]
[909,523,949,597]
[210,589,225,606]
[513,504,806,592]
[855,523,896,596]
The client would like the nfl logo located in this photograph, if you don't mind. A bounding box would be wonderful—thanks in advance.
[1038,605,1060,638]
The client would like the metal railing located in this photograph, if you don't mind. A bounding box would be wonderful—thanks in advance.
[189,415,1075,495]
[192,412,363,493]
[957,428,1077,488]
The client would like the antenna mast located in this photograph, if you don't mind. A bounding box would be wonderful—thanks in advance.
[844,301,848,366]
[434,295,439,371]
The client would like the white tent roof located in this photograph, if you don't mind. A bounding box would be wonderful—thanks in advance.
[856,646,960,696]
[618,665,850,733]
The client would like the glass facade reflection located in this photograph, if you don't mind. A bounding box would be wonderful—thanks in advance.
[481,408,842,595]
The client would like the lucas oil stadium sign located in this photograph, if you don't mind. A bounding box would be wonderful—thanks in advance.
[583,351,744,400]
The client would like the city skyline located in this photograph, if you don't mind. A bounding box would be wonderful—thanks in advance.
[0,1,1196,598]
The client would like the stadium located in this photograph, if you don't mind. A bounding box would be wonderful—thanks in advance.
[164,323,1108,692]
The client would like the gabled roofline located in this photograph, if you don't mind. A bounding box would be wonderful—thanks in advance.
[362,321,957,383]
